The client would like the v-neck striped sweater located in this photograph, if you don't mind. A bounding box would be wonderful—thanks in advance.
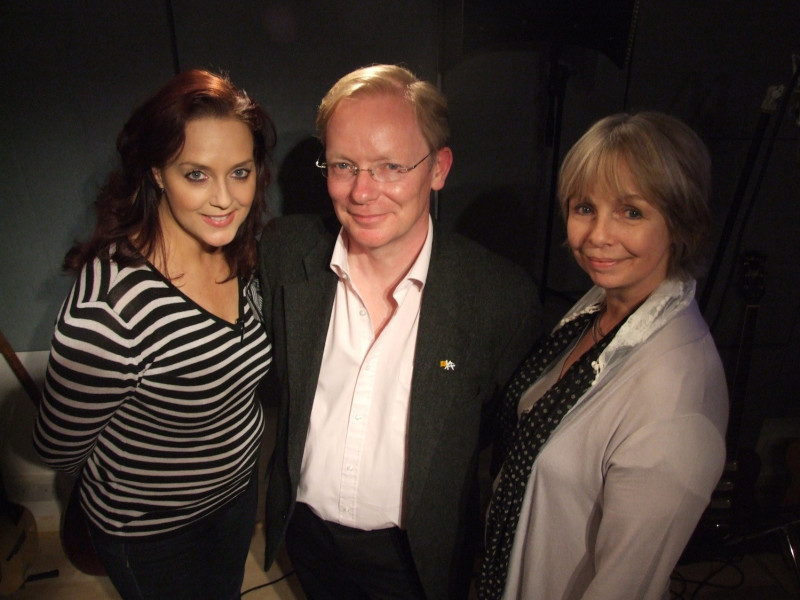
[33,257,271,537]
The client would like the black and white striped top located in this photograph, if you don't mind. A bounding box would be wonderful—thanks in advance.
[33,257,271,538]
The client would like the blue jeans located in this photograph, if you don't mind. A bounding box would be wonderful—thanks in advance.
[88,469,258,600]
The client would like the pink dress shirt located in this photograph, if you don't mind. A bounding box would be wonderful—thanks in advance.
[295,217,433,530]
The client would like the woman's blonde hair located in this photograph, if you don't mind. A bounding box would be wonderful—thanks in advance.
[558,111,712,280]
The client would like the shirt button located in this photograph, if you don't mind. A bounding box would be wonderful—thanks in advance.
[346,464,354,471]
[359,308,366,316]
[354,414,363,421]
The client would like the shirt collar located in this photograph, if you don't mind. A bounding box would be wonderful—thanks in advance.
[558,278,696,382]
[330,215,434,291]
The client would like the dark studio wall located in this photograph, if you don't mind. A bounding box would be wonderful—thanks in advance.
[1,1,799,479]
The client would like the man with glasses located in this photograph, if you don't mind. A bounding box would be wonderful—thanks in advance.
[259,64,540,599]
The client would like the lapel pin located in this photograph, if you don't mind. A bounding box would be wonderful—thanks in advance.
[440,360,456,371]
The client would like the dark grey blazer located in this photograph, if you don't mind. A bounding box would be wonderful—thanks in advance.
[258,214,539,599]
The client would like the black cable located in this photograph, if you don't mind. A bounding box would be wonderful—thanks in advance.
[539,46,571,305]
[690,559,744,599]
[24,569,60,583]
[165,0,181,74]
[621,0,640,111]
[670,557,745,599]
[670,569,688,599]
[240,570,295,597]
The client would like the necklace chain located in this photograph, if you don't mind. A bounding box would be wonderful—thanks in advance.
[591,304,607,344]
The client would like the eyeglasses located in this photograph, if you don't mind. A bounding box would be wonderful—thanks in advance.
[315,152,432,183]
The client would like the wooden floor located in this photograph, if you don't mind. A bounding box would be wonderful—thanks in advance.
[4,405,308,600]
[7,526,800,599]
[7,522,306,600]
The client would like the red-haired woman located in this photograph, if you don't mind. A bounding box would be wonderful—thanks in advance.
[33,70,276,599]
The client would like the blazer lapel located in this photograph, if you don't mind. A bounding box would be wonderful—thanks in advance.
[404,236,476,512]
[282,238,338,474]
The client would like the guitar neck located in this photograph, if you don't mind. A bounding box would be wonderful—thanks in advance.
[0,329,42,408]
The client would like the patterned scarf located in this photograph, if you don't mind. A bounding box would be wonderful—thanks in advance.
[478,310,626,599]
